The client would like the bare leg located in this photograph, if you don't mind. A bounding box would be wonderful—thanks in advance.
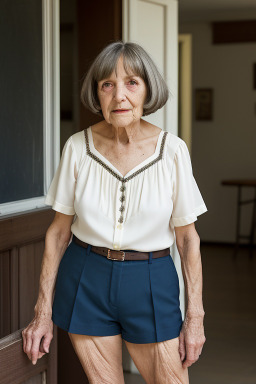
[124,336,189,384]
[68,333,125,384]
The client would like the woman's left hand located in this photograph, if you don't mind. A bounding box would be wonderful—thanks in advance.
[178,313,206,368]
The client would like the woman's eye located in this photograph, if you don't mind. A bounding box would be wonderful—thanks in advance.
[129,80,137,86]
[102,82,112,88]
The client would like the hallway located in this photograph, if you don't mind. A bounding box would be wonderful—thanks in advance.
[123,243,256,383]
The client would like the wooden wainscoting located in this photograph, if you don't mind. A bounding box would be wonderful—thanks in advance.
[0,208,57,384]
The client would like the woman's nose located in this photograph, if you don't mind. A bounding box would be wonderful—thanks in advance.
[113,84,126,102]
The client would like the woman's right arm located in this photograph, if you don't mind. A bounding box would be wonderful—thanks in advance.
[34,211,75,315]
[22,211,75,365]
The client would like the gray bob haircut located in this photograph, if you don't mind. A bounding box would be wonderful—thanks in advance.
[80,41,170,117]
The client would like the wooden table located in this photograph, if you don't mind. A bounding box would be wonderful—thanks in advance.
[221,179,256,258]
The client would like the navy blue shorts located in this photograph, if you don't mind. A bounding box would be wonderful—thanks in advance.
[52,237,183,344]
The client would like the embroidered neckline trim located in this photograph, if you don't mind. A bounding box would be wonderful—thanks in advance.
[83,127,168,183]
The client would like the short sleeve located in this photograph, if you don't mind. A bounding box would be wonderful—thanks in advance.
[44,137,77,215]
[170,140,208,227]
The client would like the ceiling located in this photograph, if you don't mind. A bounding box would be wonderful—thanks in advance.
[179,0,256,22]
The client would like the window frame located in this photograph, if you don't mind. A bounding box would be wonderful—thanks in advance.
[0,0,60,217]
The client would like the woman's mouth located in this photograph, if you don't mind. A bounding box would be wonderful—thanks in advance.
[112,109,130,114]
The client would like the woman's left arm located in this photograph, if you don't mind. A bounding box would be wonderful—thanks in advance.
[174,222,206,369]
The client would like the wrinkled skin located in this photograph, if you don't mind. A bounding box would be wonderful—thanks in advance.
[179,314,206,369]
[22,313,53,364]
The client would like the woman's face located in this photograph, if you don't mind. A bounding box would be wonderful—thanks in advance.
[97,56,147,128]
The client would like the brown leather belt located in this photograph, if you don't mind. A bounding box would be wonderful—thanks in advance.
[72,235,170,261]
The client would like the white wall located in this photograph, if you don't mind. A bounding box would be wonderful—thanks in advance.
[179,21,256,244]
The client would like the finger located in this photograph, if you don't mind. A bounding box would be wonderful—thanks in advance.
[31,336,41,365]
[182,345,196,368]
[193,345,201,358]
[38,351,46,359]
[182,358,193,369]
[25,333,32,361]
[22,330,27,353]
[182,355,200,369]
[39,343,45,353]
[178,333,186,362]
[42,334,52,353]
[39,337,46,353]
[182,352,197,369]
[39,337,48,353]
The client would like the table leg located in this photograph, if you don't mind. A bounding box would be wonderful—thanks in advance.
[233,186,241,259]
[249,186,256,259]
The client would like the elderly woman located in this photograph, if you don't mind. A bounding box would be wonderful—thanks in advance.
[22,41,207,384]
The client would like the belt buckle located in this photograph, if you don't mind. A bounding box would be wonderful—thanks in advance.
[107,249,125,261]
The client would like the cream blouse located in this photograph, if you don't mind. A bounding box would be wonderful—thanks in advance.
[44,126,208,252]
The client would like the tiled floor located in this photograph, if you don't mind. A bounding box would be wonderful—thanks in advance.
[122,244,256,383]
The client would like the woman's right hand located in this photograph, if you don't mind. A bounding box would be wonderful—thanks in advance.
[22,313,54,365]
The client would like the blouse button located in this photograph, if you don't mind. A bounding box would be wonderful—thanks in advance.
[119,205,125,212]
[118,216,124,223]
[119,195,125,202]
[113,243,120,249]
[117,223,123,230]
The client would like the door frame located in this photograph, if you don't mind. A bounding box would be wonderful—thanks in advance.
[178,33,192,152]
